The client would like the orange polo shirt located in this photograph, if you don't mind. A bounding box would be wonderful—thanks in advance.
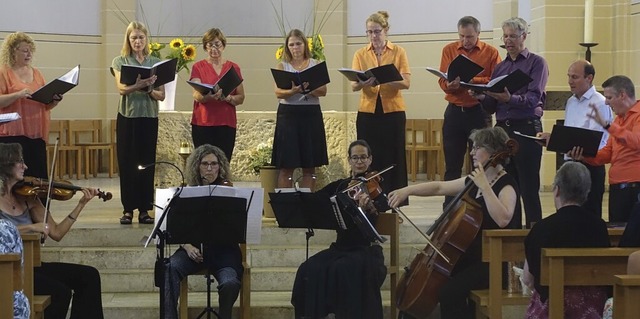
[351,41,410,113]
[437,40,501,107]
[584,100,640,184]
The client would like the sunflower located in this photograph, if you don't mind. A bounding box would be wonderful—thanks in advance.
[182,45,196,61]
[315,34,324,49]
[307,37,313,51]
[169,38,184,49]
[149,42,162,51]
[275,46,284,60]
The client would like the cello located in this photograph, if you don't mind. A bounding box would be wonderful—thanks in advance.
[395,138,518,318]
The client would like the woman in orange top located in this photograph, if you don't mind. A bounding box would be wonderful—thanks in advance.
[0,32,61,180]
[350,11,411,201]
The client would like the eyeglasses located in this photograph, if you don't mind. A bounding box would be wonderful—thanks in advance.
[200,161,219,169]
[206,41,224,49]
[349,155,370,162]
[365,29,383,36]
[501,33,523,41]
[129,35,146,41]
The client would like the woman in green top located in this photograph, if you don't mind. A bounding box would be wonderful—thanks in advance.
[111,21,165,225]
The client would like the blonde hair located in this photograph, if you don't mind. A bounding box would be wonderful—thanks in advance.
[120,21,150,57]
[0,32,36,67]
[366,11,390,30]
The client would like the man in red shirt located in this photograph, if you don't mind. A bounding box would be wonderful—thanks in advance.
[437,16,502,206]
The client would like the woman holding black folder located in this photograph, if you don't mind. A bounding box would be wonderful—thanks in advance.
[163,144,242,319]
[350,11,411,202]
[291,139,387,319]
[0,32,62,180]
[190,28,245,160]
[272,29,328,191]
[111,21,164,225]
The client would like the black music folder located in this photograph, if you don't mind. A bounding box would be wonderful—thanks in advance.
[187,67,243,98]
[270,61,330,93]
[546,125,604,157]
[426,54,484,83]
[119,58,177,89]
[461,69,533,93]
[28,65,80,104]
[338,63,403,85]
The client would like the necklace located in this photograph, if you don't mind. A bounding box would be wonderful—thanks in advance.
[476,168,506,198]
[1,195,17,211]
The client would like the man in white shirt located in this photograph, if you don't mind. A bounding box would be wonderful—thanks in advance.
[543,60,612,218]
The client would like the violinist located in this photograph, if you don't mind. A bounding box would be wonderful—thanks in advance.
[388,127,521,319]
[291,139,387,319]
[163,144,242,319]
[0,143,104,319]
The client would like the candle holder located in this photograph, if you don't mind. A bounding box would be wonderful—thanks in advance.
[579,43,598,62]
[178,141,192,167]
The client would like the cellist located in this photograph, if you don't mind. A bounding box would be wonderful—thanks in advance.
[388,127,521,319]
[291,139,388,319]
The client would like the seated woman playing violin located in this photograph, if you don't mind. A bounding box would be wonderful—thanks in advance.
[388,127,521,319]
[163,144,241,319]
[0,143,104,319]
[291,139,388,319]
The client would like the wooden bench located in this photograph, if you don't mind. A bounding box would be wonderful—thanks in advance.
[540,247,638,319]
[613,275,640,319]
[470,228,624,319]
[21,234,51,319]
[179,243,251,319]
[0,253,22,319]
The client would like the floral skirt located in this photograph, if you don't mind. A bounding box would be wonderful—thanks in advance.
[525,286,608,319]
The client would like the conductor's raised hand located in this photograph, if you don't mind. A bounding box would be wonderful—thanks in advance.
[586,103,608,127]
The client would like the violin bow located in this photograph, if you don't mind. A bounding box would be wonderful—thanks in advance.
[41,137,60,245]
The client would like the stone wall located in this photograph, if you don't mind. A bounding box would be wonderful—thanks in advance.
[155,111,357,189]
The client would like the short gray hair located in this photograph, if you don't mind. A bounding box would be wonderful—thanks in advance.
[502,17,529,35]
[554,162,590,204]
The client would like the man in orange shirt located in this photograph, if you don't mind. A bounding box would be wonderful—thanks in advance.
[438,16,502,206]
[568,75,640,223]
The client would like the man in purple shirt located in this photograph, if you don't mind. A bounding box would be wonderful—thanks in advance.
[474,17,549,228]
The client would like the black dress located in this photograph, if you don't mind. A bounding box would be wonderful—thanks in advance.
[291,177,387,319]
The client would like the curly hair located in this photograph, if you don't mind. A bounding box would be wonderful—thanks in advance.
[184,144,231,186]
[0,143,23,195]
[0,32,36,67]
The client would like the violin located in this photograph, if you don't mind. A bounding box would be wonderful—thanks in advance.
[395,139,519,318]
[14,176,113,202]
[345,171,383,203]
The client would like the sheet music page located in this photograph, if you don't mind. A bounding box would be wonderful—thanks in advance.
[274,187,312,193]
[150,185,263,244]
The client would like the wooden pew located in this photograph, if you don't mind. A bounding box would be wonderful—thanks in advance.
[613,275,640,319]
[21,234,50,319]
[0,253,22,319]
[470,228,624,319]
[540,247,638,319]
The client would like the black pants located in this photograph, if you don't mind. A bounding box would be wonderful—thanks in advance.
[192,124,237,161]
[0,136,48,179]
[496,119,543,228]
[442,103,490,206]
[438,262,489,319]
[116,114,158,213]
[609,184,640,223]
[579,162,606,219]
[34,262,104,319]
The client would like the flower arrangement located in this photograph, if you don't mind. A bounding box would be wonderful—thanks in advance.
[248,142,273,175]
[272,0,341,62]
[148,38,197,73]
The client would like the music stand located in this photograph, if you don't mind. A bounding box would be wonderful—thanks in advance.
[166,195,248,319]
[269,191,342,259]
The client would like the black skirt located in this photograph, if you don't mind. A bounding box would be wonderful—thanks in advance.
[271,103,329,169]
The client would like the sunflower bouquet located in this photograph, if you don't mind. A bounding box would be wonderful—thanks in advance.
[149,38,197,73]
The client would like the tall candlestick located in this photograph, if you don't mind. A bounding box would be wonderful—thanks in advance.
[584,0,594,43]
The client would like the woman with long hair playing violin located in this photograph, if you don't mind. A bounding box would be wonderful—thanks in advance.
[291,139,388,319]
[0,142,104,319]
[388,127,521,319]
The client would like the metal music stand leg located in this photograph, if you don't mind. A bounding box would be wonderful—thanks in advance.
[195,271,220,319]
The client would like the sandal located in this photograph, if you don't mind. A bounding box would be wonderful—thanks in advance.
[138,211,155,224]
[120,211,133,225]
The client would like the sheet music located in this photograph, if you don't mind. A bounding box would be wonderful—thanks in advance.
[329,196,347,230]
[275,187,312,193]
[148,185,263,246]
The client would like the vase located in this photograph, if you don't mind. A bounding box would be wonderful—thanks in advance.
[158,74,178,111]
[259,166,277,218]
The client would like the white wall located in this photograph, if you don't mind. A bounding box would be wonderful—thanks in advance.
[0,0,101,35]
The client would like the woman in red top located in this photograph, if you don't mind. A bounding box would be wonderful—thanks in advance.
[190,28,245,161]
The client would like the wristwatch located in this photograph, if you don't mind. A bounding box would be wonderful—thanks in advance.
[604,122,611,130]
